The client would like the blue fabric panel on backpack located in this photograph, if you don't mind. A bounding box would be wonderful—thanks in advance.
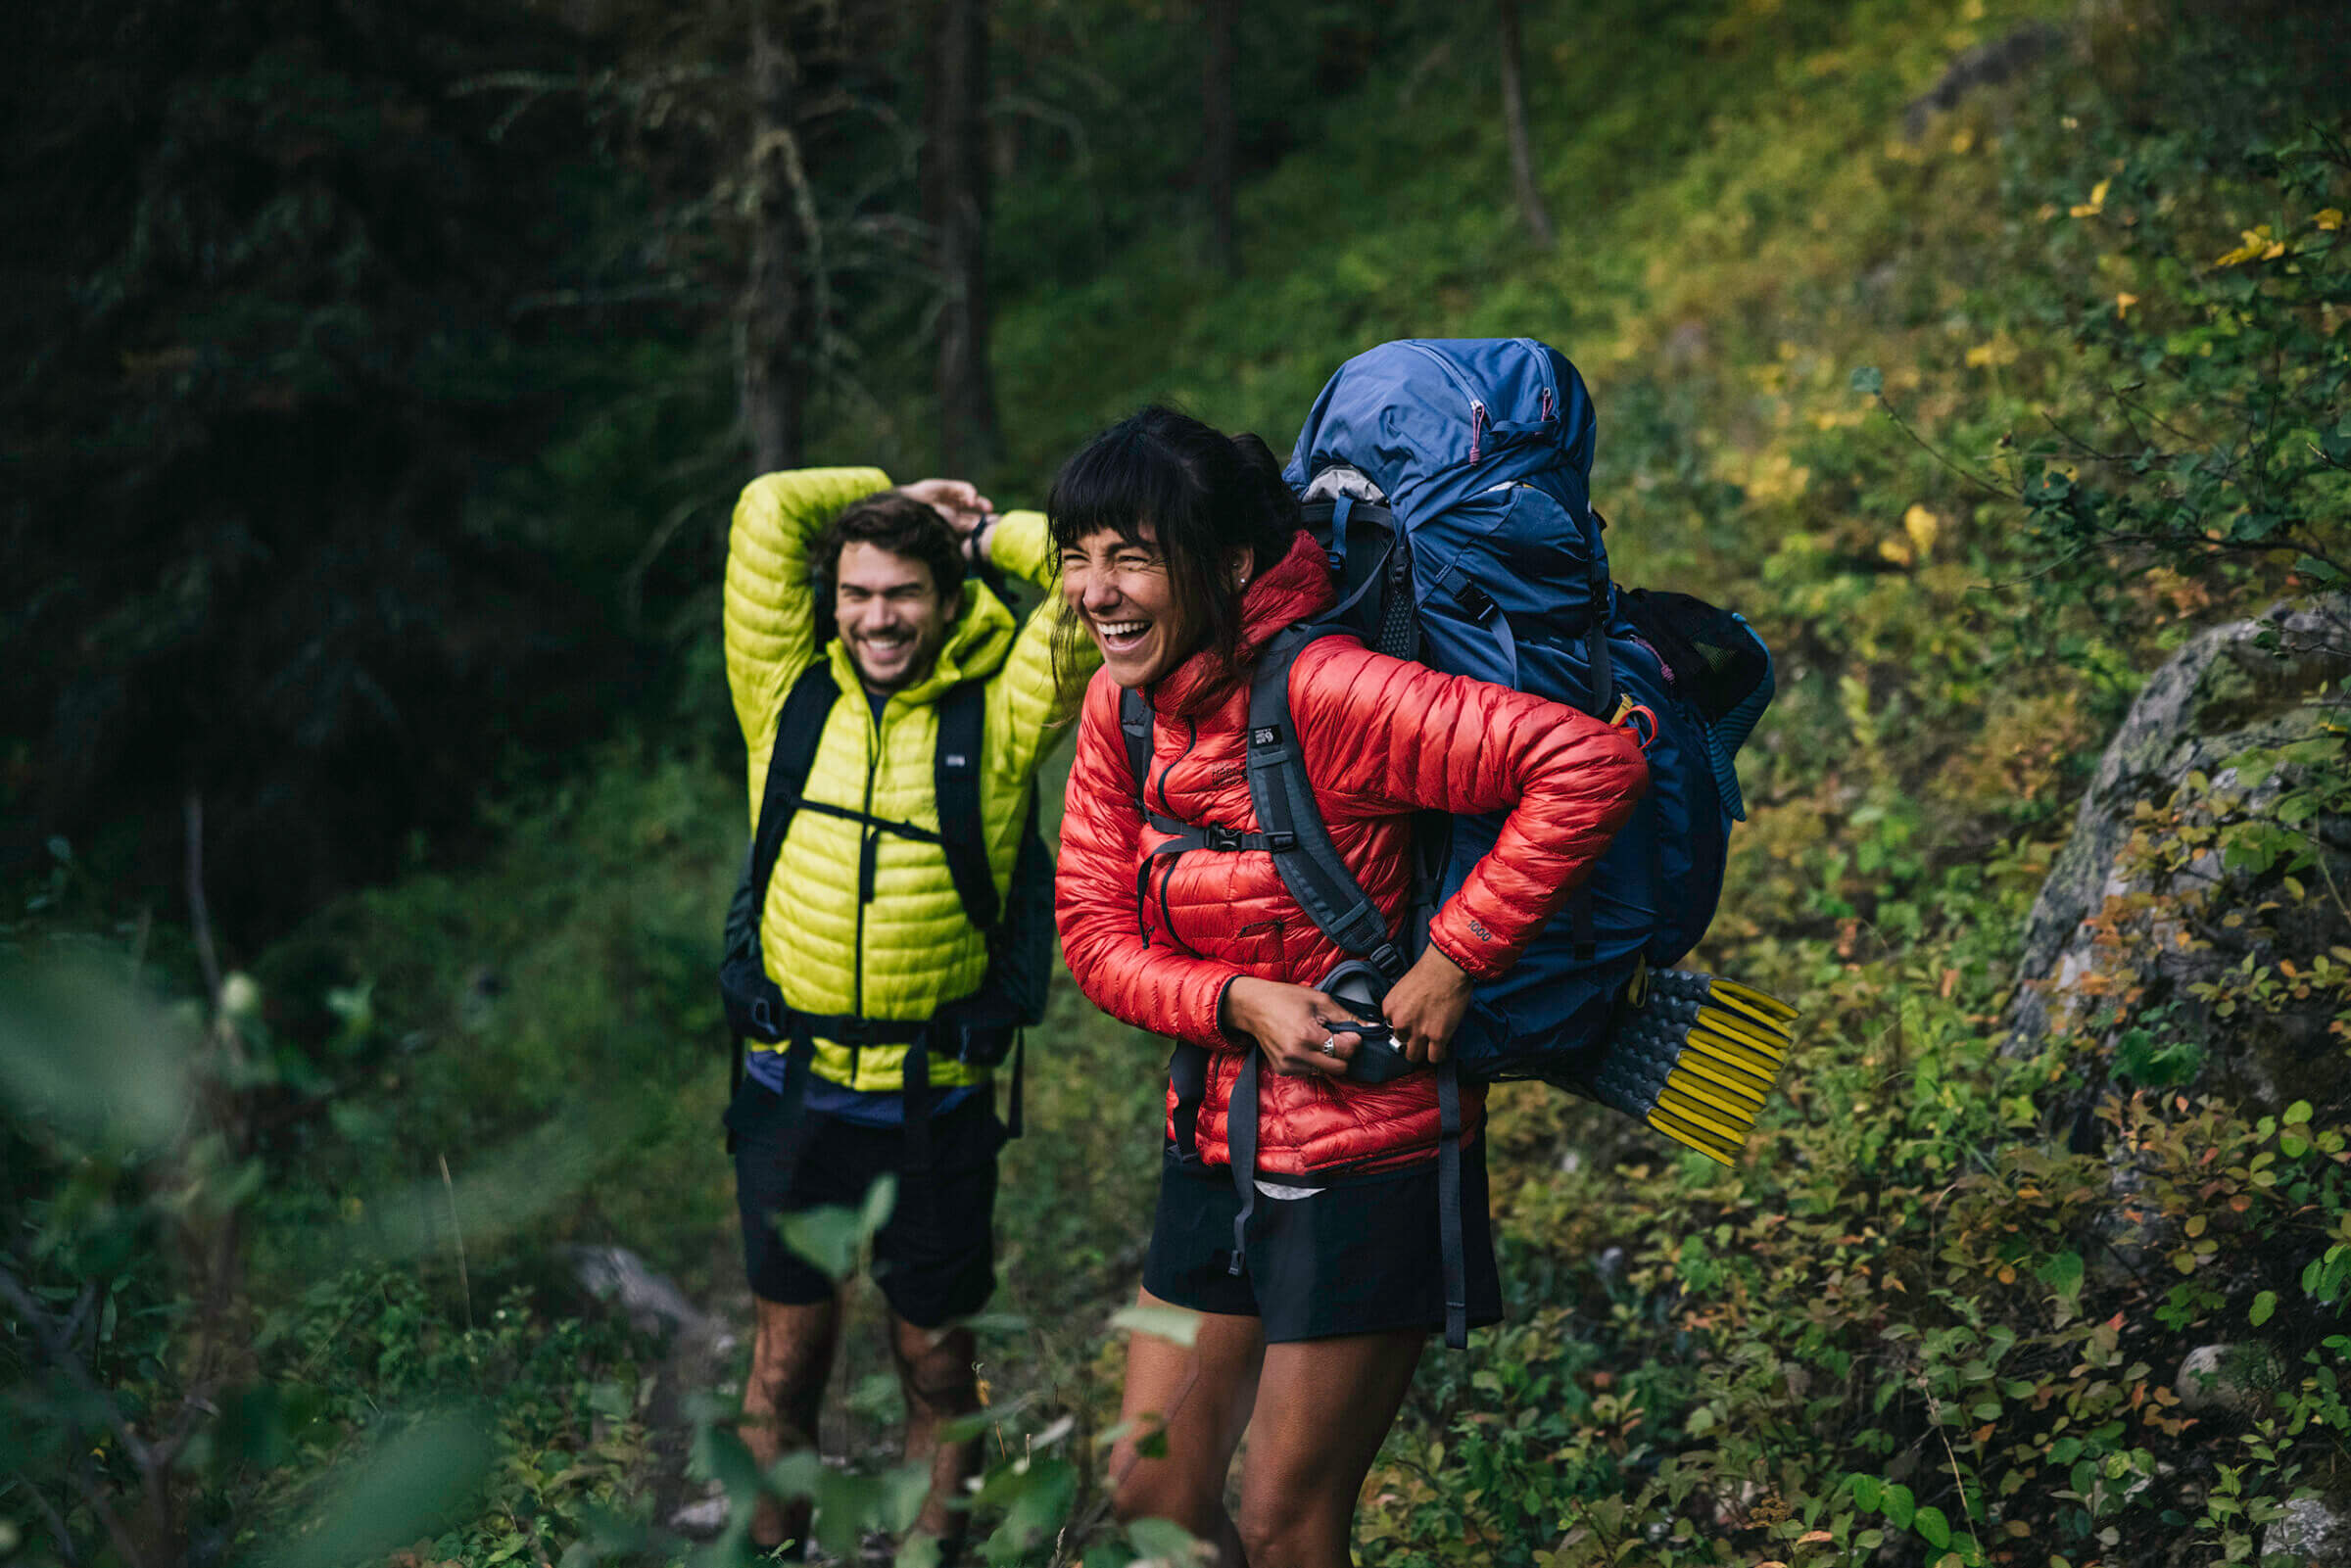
[1285,339,1596,519]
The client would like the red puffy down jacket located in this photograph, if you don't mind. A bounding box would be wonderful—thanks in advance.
[1055,530,1651,1177]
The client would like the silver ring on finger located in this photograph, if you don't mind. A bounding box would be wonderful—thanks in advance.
[1319,1035,1339,1057]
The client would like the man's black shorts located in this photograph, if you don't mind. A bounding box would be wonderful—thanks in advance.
[727,1077,1004,1328]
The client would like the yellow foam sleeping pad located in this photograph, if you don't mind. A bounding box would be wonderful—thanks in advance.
[1587,959,1799,1164]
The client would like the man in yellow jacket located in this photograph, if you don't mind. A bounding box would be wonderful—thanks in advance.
[721,468,1088,1555]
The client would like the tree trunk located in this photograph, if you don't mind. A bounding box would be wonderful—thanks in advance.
[1498,0,1555,250]
[737,0,804,475]
[1202,0,1238,277]
[924,0,999,472]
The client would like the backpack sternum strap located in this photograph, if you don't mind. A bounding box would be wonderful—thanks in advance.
[1114,629,1411,986]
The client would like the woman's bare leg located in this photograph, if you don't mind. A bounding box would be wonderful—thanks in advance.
[1105,1288,1265,1568]
[1233,1329,1425,1568]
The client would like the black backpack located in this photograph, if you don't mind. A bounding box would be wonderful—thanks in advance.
[720,662,1052,1145]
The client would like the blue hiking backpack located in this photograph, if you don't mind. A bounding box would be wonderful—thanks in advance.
[1279,337,1779,1080]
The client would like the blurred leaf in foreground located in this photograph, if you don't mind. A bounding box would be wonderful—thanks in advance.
[0,957,192,1154]
[266,1406,498,1568]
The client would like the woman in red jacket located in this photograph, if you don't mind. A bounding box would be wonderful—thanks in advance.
[1052,406,1648,1568]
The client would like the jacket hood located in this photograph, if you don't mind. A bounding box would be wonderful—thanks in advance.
[1150,530,1334,716]
[825,573,1018,702]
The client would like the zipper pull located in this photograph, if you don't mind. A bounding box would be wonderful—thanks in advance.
[1468,402,1488,463]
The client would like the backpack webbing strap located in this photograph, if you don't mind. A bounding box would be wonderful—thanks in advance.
[1119,686,1155,804]
[1437,1059,1467,1350]
[1003,1030,1025,1138]
[1245,626,1411,983]
[933,678,998,931]
[1583,560,1617,722]
[1226,1050,1260,1277]
[903,1028,935,1223]
[745,662,844,938]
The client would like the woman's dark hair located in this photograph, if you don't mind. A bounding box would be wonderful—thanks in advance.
[1046,405,1300,693]
[814,491,967,610]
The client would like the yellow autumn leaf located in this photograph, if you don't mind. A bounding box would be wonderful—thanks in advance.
[1798,1532,1837,1545]
[2318,209,2344,231]
[1878,539,1913,568]
[1902,504,1940,559]
[2069,177,2110,217]
[1964,336,2017,369]
[2214,225,2278,266]
[2115,291,2139,318]
[1949,126,1976,155]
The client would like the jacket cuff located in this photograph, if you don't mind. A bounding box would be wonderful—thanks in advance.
[1426,922,1508,982]
[1206,972,1255,1051]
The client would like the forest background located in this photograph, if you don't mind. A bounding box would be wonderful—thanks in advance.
[4,0,2348,1564]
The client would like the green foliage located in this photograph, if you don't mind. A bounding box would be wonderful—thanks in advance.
[14,0,2351,1564]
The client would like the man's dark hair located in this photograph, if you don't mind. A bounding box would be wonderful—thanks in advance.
[815,491,968,607]
[1046,404,1298,698]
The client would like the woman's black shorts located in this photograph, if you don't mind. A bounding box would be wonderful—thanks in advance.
[1142,1139,1503,1343]
[728,1077,1004,1329]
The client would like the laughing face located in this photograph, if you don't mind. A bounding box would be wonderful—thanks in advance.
[834,540,961,695]
[1058,524,1193,689]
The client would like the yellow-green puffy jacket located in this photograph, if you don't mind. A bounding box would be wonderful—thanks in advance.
[724,468,1088,1093]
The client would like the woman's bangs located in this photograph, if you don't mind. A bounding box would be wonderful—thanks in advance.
[1047,423,1195,555]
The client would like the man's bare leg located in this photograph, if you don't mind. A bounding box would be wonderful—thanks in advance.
[889,1313,984,1552]
[742,1294,842,1551]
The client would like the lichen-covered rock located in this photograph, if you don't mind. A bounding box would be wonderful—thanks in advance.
[2173,1342,2284,1418]
[2007,598,2351,1124]
[2266,1495,2351,1566]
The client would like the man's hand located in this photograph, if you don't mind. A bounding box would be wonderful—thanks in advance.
[1382,944,1474,1065]
[896,478,996,553]
[1220,976,1354,1077]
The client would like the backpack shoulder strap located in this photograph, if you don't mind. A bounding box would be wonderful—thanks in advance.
[1244,625,1411,986]
[1118,685,1154,807]
[743,661,842,933]
[933,677,998,930]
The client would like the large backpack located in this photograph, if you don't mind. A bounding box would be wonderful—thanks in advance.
[720,663,1052,1150]
[1277,337,1777,1074]
[1120,339,1791,1344]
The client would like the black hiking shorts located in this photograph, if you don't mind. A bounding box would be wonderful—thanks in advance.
[1142,1138,1503,1343]
[728,1077,1005,1328]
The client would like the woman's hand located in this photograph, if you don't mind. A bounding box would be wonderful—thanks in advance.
[1382,945,1474,1064]
[895,478,996,555]
[1219,976,1354,1077]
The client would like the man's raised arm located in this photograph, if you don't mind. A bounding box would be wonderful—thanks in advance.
[724,466,890,801]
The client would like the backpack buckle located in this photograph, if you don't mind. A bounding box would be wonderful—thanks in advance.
[1265,832,1297,853]
[1202,826,1248,852]
[1453,582,1500,627]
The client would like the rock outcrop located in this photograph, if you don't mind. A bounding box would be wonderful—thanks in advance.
[2007,598,2351,1121]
